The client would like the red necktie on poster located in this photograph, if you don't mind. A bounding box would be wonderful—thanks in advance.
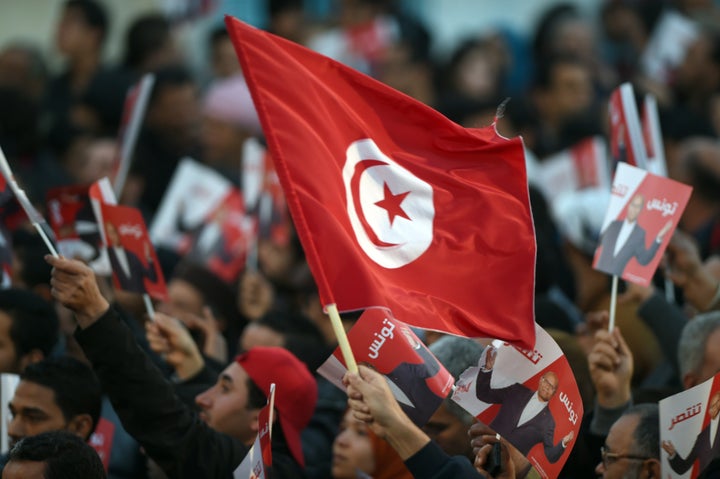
[225,17,536,347]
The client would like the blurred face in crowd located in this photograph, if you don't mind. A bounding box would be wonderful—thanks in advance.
[145,84,200,145]
[158,279,205,319]
[211,36,240,79]
[194,363,259,445]
[687,327,720,388]
[332,410,375,479]
[240,323,284,352]
[538,61,593,127]
[8,381,67,448]
[200,116,248,165]
[0,311,20,373]
[55,6,99,57]
[423,404,473,459]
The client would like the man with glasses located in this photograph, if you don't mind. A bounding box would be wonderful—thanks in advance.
[596,403,660,478]
[474,346,574,462]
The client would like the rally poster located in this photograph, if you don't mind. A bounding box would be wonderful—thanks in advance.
[452,323,582,479]
[150,158,251,282]
[592,162,692,285]
[317,308,454,427]
[99,203,167,300]
[660,372,720,478]
[46,185,102,262]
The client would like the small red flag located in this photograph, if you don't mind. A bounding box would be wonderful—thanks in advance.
[225,17,536,347]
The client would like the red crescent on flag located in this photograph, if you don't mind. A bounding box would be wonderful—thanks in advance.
[350,159,400,248]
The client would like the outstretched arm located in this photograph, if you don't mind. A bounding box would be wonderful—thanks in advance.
[345,365,504,479]
[46,255,245,477]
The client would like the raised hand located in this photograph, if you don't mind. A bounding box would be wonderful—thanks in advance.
[588,326,633,408]
[145,312,205,380]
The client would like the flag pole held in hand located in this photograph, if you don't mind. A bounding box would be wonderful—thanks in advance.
[326,303,357,373]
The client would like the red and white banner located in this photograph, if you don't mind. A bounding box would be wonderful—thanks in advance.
[234,383,275,479]
[609,83,646,170]
[452,324,582,479]
[593,162,692,285]
[641,95,667,177]
[536,136,610,204]
[318,308,454,426]
[660,372,720,478]
[226,17,537,347]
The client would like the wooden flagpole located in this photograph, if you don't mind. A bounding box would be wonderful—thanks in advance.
[325,303,358,373]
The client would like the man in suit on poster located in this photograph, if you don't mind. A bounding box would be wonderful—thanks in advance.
[105,221,157,293]
[662,391,720,475]
[595,193,672,277]
[474,346,574,462]
[382,326,445,426]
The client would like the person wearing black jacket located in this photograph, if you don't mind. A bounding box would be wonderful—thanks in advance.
[47,255,316,478]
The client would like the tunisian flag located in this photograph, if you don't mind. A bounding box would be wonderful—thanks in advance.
[225,17,536,347]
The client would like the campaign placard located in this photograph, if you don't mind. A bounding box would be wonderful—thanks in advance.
[660,372,720,478]
[99,203,167,300]
[317,308,453,426]
[150,158,251,282]
[536,136,610,204]
[592,162,692,284]
[46,185,102,262]
[452,324,582,479]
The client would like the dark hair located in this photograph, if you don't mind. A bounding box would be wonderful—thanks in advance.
[11,229,53,291]
[246,377,267,410]
[0,289,59,360]
[7,430,106,479]
[255,310,328,370]
[627,403,660,459]
[21,357,102,439]
[123,13,171,70]
[65,0,109,44]
[148,64,194,106]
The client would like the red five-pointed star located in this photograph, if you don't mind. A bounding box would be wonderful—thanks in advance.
[375,182,411,226]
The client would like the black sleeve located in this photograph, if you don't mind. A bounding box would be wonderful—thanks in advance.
[75,308,246,479]
[405,441,486,479]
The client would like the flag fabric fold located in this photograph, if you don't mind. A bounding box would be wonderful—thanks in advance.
[225,17,536,347]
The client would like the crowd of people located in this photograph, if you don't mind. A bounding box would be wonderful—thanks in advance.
[2,0,720,477]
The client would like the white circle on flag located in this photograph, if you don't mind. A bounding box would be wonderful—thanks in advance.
[342,138,434,269]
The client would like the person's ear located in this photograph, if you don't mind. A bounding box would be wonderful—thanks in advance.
[641,458,661,479]
[67,414,94,440]
[249,408,261,434]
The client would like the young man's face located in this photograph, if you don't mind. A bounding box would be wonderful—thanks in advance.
[8,381,67,448]
[194,362,259,445]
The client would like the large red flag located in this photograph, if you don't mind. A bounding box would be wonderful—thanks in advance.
[225,17,536,347]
